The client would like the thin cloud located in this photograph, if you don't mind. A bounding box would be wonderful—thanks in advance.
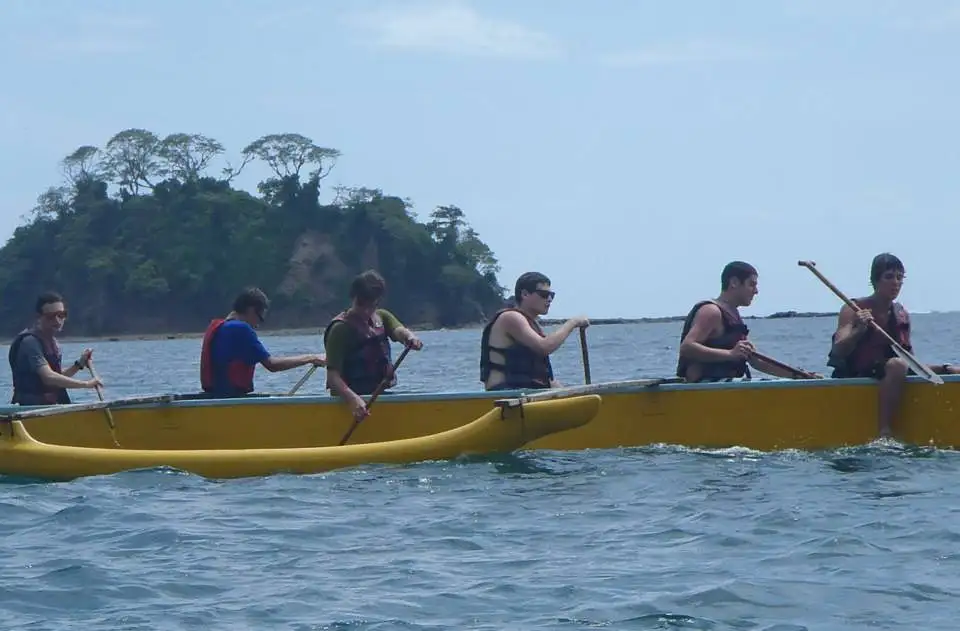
[344,1,562,60]
[599,39,770,68]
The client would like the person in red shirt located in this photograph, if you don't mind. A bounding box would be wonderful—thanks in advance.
[200,287,325,398]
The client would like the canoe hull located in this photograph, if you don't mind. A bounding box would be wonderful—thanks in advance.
[3,375,960,478]
[0,395,601,480]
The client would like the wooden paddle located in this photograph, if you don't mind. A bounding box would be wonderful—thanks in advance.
[337,345,413,446]
[87,362,121,446]
[579,326,591,385]
[288,365,318,395]
[751,351,822,379]
[798,260,943,385]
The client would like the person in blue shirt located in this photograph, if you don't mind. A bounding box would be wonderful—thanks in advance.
[200,287,325,397]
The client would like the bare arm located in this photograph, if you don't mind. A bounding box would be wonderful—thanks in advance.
[262,355,324,373]
[38,365,97,390]
[500,312,580,356]
[678,305,736,363]
[830,305,868,359]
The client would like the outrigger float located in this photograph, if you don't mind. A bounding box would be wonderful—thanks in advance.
[2,373,960,481]
[0,391,601,481]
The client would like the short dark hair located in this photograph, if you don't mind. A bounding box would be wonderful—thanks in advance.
[514,272,551,304]
[721,261,758,290]
[35,291,64,314]
[350,269,387,306]
[870,252,904,286]
[232,287,269,314]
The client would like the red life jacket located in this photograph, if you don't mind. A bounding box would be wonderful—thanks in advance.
[828,297,912,377]
[322,310,394,395]
[200,318,256,395]
[479,308,554,389]
[676,300,752,381]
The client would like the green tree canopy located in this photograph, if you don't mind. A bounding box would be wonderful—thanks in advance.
[0,129,506,336]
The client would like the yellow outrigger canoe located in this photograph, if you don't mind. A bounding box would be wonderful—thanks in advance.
[4,371,960,482]
[0,393,601,481]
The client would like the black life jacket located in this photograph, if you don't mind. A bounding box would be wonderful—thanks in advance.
[9,329,71,406]
[676,300,751,381]
[827,297,912,378]
[323,310,394,395]
[480,308,554,390]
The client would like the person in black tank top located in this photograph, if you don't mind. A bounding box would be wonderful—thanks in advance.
[677,261,811,383]
[480,272,589,391]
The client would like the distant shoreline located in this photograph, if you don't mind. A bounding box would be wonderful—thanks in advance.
[53,310,839,344]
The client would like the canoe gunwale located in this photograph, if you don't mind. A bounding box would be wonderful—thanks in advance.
[2,374,957,417]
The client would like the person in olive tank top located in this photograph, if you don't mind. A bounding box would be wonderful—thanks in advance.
[677,261,806,383]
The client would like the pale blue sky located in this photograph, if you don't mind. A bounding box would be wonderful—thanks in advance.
[2,0,958,319]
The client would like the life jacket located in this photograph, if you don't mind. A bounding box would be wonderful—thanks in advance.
[322,310,394,396]
[9,329,71,406]
[200,318,257,396]
[827,297,911,378]
[480,308,554,390]
[675,300,751,381]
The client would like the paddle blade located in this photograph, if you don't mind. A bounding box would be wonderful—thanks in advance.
[892,344,944,384]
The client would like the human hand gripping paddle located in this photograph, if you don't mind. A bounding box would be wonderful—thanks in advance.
[798,260,943,384]
[337,344,415,446]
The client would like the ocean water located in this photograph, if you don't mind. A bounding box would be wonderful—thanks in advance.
[3,314,960,630]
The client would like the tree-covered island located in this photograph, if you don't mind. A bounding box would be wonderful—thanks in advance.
[0,129,508,337]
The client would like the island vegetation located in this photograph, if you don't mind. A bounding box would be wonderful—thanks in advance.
[0,129,508,337]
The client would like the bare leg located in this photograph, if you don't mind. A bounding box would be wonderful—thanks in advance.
[877,358,908,437]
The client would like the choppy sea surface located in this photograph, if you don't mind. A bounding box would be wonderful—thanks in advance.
[3,313,960,630]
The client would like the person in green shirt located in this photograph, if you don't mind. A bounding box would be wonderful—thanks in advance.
[322,269,423,421]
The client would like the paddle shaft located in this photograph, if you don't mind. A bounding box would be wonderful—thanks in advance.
[751,351,820,379]
[88,362,120,446]
[579,326,591,385]
[288,365,318,395]
[338,345,413,446]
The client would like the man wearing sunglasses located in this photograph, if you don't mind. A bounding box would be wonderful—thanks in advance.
[480,271,589,391]
[8,291,102,406]
[827,252,960,437]
[200,287,326,398]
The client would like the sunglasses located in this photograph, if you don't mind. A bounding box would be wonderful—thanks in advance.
[533,289,555,300]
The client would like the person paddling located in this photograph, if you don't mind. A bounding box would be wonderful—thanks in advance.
[9,291,102,405]
[677,261,809,383]
[826,253,959,437]
[480,272,589,391]
[200,287,326,398]
[322,270,423,422]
